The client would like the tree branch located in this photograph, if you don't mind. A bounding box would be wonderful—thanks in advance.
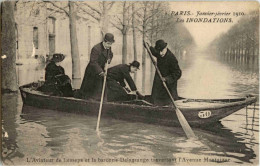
[110,21,122,31]
[47,7,67,15]
[115,15,123,25]
[136,26,143,33]
[107,2,115,11]
[77,5,100,21]
[144,9,160,22]
[45,1,69,16]
[81,2,101,16]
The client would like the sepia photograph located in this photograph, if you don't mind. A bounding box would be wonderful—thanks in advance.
[1,0,259,165]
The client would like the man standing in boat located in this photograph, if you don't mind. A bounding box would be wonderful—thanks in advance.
[77,33,115,100]
[149,40,182,105]
[107,60,143,101]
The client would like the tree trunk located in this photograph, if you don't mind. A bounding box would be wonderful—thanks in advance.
[88,26,91,60]
[150,2,155,84]
[1,1,18,92]
[122,2,127,64]
[142,4,147,93]
[132,3,137,82]
[122,31,127,64]
[100,2,109,38]
[142,32,146,93]
[69,1,81,88]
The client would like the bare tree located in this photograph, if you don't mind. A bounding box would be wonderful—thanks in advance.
[69,2,81,85]
[134,2,164,92]
[140,2,149,93]
[210,10,258,61]
[132,3,138,82]
[148,2,156,84]
[110,2,132,64]
[77,1,115,38]
[44,1,81,87]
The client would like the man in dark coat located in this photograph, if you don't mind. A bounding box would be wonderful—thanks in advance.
[107,61,143,101]
[149,40,182,105]
[78,33,114,100]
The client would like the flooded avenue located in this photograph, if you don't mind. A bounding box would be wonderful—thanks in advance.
[2,51,259,165]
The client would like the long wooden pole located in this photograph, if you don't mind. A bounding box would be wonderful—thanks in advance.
[144,41,196,139]
[96,61,109,132]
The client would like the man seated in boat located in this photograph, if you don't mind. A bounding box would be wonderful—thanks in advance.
[107,60,144,101]
[38,53,73,97]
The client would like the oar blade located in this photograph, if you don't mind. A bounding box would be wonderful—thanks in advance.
[175,107,196,139]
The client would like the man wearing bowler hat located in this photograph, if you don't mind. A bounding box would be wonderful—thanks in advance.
[78,33,115,100]
[106,60,143,101]
[149,39,182,105]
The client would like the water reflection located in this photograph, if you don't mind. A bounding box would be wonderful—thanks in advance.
[16,63,45,86]
[198,121,256,163]
[221,55,258,74]
[2,93,24,165]
[13,103,258,165]
[20,105,197,165]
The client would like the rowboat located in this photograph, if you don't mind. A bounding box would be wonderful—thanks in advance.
[19,82,257,127]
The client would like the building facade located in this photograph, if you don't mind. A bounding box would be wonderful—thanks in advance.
[15,2,102,62]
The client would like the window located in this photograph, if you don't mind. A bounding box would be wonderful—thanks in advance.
[48,17,56,35]
[15,23,18,49]
[33,27,38,49]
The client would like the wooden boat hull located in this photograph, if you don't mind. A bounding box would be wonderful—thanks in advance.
[19,83,257,127]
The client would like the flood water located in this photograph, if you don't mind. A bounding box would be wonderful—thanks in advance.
[2,51,259,165]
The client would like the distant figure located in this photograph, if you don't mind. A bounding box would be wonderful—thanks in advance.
[77,33,115,100]
[149,40,182,105]
[107,61,143,102]
[38,53,73,97]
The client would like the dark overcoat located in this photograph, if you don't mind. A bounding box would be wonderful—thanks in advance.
[150,47,182,105]
[38,61,73,97]
[107,64,137,101]
[79,42,113,100]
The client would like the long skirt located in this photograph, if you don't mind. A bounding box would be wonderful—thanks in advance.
[38,75,73,97]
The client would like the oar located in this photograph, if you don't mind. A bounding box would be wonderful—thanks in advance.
[144,41,196,139]
[96,60,109,132]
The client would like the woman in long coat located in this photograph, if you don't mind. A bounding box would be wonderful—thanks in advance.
[78,33,114,100]
[149,40,182,105]
[38,53,73,97]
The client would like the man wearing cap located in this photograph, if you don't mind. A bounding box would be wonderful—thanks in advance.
[106,61,143,101]
[78,33,115,100]
[149,39,182,105]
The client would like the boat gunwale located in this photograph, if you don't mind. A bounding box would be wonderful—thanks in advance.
[19,83,257,111]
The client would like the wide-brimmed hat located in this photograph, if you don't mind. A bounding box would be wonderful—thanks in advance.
[130,60,140,69]
[155,40,167,51]
[104,33,115,43]
[51,53,65,63]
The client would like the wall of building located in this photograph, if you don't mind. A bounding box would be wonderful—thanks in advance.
[15,3,48,60]
[15,2,145,66]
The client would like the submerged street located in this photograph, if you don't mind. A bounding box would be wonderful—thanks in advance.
[2,51,259,165]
